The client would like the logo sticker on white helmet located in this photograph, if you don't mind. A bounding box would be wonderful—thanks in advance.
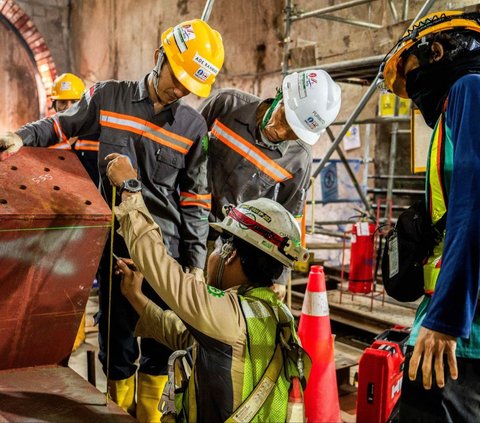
[304,116,319,130]
[305,72,318,87]
[312,110,326,126]
[242,204,272,223]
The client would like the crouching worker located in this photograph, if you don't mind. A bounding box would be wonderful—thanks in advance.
[106,152,311,422]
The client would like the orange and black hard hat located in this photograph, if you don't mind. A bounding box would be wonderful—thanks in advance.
[383,11,480,98]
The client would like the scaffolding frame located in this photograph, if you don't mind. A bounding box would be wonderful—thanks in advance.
[282,0,437,227]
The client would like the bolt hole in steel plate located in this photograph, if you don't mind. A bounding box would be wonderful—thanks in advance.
[0,149,106,213]
[0,147,111,371]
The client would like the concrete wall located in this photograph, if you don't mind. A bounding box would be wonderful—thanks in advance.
[66,0,285,106]
[15,0,70,74]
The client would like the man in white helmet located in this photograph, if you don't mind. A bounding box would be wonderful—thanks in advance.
[200,69,341,297]
[105,152,311,422]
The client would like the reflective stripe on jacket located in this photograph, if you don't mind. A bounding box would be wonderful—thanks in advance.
[199,89,312,224]
[17,75,209,267]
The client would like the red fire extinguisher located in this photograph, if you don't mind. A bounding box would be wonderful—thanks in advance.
[348,221,375,293]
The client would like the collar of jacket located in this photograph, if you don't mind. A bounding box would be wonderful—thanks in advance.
[234,98,292,156]
[132,74,176,118]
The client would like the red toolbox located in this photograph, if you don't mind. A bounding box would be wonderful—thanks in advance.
[0,147,133,422]
[356,328,410,423]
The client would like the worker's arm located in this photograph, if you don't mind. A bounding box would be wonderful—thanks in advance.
[422,75,480,337]
[114,193,245,346]
[178,115,210,272]
[116,258,195,351]
[107,155,245,346]
[17,84,101,147]
[409,75,480,389]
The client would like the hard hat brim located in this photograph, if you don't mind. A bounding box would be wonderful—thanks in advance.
[209,222,225,233]
[284,105,322,145]
[169,62,212,98]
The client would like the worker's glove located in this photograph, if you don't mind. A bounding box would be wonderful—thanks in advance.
[0,132,23,161]
[271,283,286,302]
[185,266,205,283]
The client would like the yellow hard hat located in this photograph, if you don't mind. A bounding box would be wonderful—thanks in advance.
[383,11,480,98]
[161,19,224,98]
[51,73,85,101]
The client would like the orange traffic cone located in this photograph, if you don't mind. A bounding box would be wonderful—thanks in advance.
[298,265,341,423]
[286,377,305,422]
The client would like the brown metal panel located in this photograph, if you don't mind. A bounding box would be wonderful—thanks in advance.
[0,147,111,370]
[0,366,135,422]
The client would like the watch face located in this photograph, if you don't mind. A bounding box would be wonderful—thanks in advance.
[126,179,141,190]
[123,178,142,192]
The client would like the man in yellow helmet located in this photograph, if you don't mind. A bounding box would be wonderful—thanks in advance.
[384,11,480,421]
[0,19,224,421]
[49,73,100,187]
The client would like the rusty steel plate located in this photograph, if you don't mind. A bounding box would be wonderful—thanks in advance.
[0,366,135,422]
[0,147,111,370]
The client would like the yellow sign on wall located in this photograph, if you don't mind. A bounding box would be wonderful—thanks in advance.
[379,92,411,117]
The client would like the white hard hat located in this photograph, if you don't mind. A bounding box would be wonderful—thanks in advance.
[283,69,342,145]
[210,198,309,267]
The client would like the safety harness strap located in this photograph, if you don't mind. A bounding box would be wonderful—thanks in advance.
[224,343,283,423]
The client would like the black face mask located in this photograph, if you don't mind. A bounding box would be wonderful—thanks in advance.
[406,54,480,128]
[405,62,453,128]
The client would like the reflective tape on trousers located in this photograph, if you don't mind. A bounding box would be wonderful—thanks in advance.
[302,290,329,316]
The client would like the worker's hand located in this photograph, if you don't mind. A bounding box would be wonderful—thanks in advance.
[408,326,457,390]
[105,153,137,187]
[185,266,205,283]
[116,258,148,315]
[0,132,23,161]
[271,283,286,302]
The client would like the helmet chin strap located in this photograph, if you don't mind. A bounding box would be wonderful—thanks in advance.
[260,88,283,130]
[152,47,166,100]
[214,240,234,289]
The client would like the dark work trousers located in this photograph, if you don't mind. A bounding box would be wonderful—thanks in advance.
[399,347,480,423]
[97,236,172,380]
[75,150,100,188]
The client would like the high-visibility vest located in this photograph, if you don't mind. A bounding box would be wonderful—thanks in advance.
[236,288,300,422]
[179,287,309,423]
[423,103,453,294]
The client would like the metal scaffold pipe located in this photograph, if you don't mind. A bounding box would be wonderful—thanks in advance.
[201,0,215,22]
[282,0,293,75]
[290,0,377,21]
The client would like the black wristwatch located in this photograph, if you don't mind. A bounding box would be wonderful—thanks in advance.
[119,178,142,195]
